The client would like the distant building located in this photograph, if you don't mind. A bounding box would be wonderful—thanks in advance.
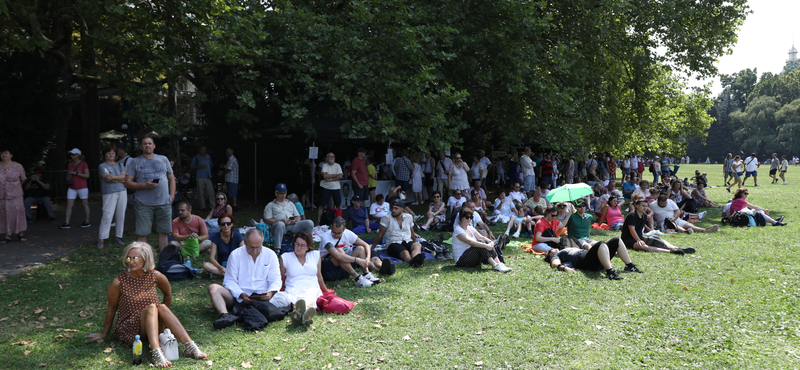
[787,44,798,64]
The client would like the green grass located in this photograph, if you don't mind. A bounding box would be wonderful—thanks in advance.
[2,165,799,369]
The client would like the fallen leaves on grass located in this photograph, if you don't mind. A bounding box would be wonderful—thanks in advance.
[24,350,31,356]
[241,361,253,368]
[11,340,36,346]
[103,347,114,353]
[34,308,44,314]
[402,335,411,341]
[474,361,484,366]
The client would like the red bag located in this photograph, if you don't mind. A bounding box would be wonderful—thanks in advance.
[316,292,354,314]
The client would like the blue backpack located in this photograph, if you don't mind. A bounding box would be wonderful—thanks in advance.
[156,244,195,281]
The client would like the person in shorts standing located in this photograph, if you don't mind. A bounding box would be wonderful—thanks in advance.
[769,153,780,184]
[124,135,176,252]
[741,153,759,187]
[61,148,91,229]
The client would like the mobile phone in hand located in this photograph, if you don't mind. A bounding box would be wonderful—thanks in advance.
[152,178,160,184]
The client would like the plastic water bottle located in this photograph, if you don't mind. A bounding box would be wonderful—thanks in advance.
[132,335,142,365]
[184,257,192,268]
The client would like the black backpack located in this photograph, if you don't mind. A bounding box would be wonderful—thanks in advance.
[156,243,195,281]
[722,211,750,227]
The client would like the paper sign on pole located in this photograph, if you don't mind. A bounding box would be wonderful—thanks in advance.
[309,147,319,159]
[385,149,394,163]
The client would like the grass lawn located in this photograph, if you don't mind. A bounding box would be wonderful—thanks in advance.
[2,164,799,369]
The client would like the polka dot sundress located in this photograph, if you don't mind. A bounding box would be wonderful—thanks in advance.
[113,270,161,346]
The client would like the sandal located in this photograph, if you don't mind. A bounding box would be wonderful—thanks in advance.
[0,238,10,244]
[183,341,207,360]
[151,347,173,368]
[18,235,27,242]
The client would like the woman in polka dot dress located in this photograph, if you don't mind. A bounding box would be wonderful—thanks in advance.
[86,242,207,368]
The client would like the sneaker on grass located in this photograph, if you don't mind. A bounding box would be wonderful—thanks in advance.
[622,264,643,273]
[355,275,373,288]
[493,263,512,273]
[698,211,707,219]
[379,258,396,275]
[80,221,91,228]
[213,313,239,329]
[606,268,624,280]
[705,225,719,233]
[363,272,381,284]
[670,248,685,256]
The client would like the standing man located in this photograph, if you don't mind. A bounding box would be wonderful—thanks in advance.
[723,153,734,186]
[436,152,453,199]
[350,148,369,203]
[478,150,492,185]
[263,183,314,249]
[116,144,136,210]
[220,148,239,211]
[393,149,414,194]
[124,135,176,252]
[520,147,536,192]
[371,199,425,268]
[191,146,214,211]
[741,153,760,187]
[423,152,435,201]
[769,153,780,184]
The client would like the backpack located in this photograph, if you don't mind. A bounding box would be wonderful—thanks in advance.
[319,208,342,226]
[649,162,655,173]
[722,211,750,227]
[156,244,195,281]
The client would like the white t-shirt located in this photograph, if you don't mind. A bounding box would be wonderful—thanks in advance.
[744,157,758,172]
[622,158,631,169]
[319,229,359,258]
[649,199,679,224]
[630,157,639,171]
[520,155,535,177]
[320,162,343,190]
[380,213,414,244]
[452,224,481,263]
[508,191,526,204]
[447,196,467,209]
[494,198,515,217]
[370,202,390,218]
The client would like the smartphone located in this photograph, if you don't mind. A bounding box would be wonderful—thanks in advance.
[152,178,160,184]
[249,292,263,299]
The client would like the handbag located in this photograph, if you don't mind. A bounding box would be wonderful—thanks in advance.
[316,292,354,314]
[66,160,83,187]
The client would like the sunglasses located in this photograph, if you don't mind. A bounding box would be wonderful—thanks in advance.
[464,216,473,220]
[217,198,225,201]
[743,192,749,195]
[125,256,142,264]
[220,222,233,226]
[434,195,440,198]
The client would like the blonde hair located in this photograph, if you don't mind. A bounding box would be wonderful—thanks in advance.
[122,242,156,271]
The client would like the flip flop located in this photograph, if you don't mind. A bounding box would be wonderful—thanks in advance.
[0,238,10,244]
[18,235,27,242]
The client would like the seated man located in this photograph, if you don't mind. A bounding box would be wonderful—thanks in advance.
[544,237,643,280]
[319,217,396,287]
[345,196,379,234]
[447,190,467,215]
[207,229,282,329]
[649,193,718,234]
[169,201,212,266]
[566,201,595,249]
[263,183,314,249]
[622,199,693,255]
[23,168,55,222]
[508,182,527,205]
[369,193,390,222]
[371,199,425,267]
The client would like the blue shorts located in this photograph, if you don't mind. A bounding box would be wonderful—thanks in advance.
[745,170,757,178]
[321,257,354,281]
[227,182,238,197]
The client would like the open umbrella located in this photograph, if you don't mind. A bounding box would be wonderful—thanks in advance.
[546,183,593,203]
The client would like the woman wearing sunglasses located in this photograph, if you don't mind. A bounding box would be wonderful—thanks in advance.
[206,192,233,220]
[87,242,207,367]
[202,213,244,277]
[452,206,511,272]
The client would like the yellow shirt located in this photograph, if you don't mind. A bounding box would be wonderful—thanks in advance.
[367,164,377,188]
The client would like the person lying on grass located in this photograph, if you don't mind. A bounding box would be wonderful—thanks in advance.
[730,188,787,226]
[622,199,695,255]
[543,237,643,280]
[87,242,207,368]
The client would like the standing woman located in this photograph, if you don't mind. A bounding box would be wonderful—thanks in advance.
[62,148,91,229]
[98,145,127,249]
[449,153,471,193]
[411,157,423,205]
[726,155,743,192]
[0,149,27,243]
[86,242,207,367]
[780,155,789,185]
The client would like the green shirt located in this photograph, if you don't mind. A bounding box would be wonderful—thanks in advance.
[567,212,593,240]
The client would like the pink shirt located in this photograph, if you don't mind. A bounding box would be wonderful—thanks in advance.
[730,198,748,213]
[605,205,623,225]
[172,215,208,236]
[68,161,89,190]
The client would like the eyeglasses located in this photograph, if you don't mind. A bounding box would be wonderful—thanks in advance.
[220,222,233,226]
[125,256,142,264]
[293,242,308,248]
[743,192,749,195]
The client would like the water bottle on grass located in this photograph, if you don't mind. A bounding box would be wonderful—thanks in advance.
[132,335,143,365]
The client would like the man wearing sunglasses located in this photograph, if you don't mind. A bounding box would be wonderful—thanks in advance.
[371,199,426,267]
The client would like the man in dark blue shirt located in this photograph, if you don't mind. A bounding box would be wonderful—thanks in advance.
[346,196,380,234]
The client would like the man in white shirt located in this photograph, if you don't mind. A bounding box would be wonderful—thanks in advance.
[649,194,717,234]
[319,217,396,287]
[520,147,536,192]
[207,229,281,329]
[369,194,390,221]
[741,153,760,187]
[447,190,467,214]
[319,152,344,212]
[478,150,492,185]
[371,200,425,267]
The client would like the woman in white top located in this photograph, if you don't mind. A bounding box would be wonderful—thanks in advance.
[449,153,471,191]
[411,160,423,205]
[452,207,511,272]
[280,232,332,325]
[726,155,743,192]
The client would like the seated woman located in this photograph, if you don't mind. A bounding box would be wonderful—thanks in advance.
[469,190,492,225]
[598,195,624,231]
[87,242,207,368]
[532,205,572,253]
[280,232,333,326]
[668,179,692,209]
[202,213,244,277]
[492,191,515,224]
[635,180,650,200]
[690,181,716,208]
[588,183,604,212]
[206,192,233,220]
[525,190,548,211]
[730,188,787,226]
[537,181,550,198]
[452,207,511,272]
[421,191,447,230]
[543,237,642,280]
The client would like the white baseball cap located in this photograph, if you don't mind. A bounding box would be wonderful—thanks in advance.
[68,148,82,155]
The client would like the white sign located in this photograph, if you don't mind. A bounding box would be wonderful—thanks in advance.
[445,148,451,157]
[385,149,394,163]
[309,147,319,159]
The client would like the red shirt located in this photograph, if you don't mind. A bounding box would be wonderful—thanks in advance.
[351,157,368,186]
[68,161,89,190]
[533,217,558,243]
[172,215,208,236]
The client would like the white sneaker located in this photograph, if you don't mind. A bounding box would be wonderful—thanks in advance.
[355,275,374,288]
[363,272,381,284]
[493,263,512,273]
[783,181,788,185]
[698,211,707,219]
[511,231,520,238]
